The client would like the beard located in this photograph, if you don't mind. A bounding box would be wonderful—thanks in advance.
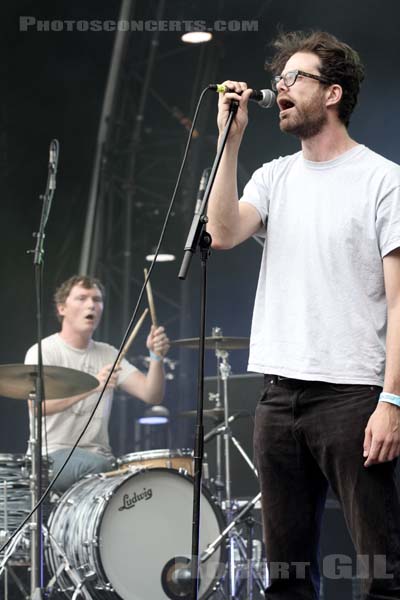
[279,92,328,140]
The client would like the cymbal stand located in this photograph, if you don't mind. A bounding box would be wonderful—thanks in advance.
[217,347,236,597]
[28,392,45,599]
[215,347,265,598]
[208,392,225,504]
[211,328,225,505]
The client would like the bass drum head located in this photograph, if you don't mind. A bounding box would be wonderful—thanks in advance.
[99,468,224,599]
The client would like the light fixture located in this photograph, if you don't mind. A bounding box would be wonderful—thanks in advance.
[181,31,212,44]
[145,253,176,262]
[138,405,170,425]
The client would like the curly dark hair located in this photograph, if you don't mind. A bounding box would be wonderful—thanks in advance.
[265,30,365,127]
[54,275,105,322]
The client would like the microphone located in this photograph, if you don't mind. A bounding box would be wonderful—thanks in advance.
[48,139,59,191]
[208,83,276,109]
[171,567,192,587]
[161,557,194,598]
[195,167,211,214]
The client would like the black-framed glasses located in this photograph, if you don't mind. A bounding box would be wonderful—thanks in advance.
[271,69,331,92]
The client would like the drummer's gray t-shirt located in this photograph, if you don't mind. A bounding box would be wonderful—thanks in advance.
[240,145,400,385]
[25,334,137,456]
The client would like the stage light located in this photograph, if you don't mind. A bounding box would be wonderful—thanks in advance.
[181,32,212,44]
[145,253,176,262]
[138,405,170,425]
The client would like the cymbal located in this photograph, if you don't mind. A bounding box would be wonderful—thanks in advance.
[170,336,249,350]
[179,408,225,419]
[0,364,99,400]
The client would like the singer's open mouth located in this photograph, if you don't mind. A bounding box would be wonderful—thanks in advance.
[278,98,295,111]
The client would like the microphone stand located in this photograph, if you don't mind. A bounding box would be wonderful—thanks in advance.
[178,101,239,600]
[29,140,59,600]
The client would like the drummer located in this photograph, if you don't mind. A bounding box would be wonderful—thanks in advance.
[24,274,170,493]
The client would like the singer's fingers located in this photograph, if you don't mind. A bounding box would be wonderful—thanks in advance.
[221,80,248,93]
[218,86,253,109]
[239,88,253,104]
[217,80,246,104]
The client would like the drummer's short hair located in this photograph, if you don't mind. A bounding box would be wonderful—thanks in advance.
[54,275,105,322]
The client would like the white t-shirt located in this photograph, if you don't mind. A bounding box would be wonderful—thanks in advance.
[240,145,400,385]
[25,333,137,455]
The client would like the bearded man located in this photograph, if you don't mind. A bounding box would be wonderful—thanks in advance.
[207,30,400,600]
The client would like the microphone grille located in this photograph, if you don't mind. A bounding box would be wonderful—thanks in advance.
[258,89,276,109]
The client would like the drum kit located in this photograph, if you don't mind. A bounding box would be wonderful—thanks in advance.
[0,329,268,599]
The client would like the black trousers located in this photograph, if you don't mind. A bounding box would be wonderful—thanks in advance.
[253,375,400,599]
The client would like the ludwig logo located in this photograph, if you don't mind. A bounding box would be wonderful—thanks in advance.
[118,487,153,511]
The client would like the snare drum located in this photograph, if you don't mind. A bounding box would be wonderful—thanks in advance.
[46,468,225,599]
[117,448,194,476]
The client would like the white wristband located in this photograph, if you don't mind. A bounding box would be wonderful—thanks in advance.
[379,392,400,408]
[149,350,162,362]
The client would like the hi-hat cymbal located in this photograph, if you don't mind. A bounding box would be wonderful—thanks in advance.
[179,408,225,419]
[170,336,249,350]
[0,364,99,400]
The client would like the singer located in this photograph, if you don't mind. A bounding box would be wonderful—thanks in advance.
[207,31,400,599]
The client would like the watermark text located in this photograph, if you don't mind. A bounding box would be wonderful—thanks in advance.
[19,17,259,34]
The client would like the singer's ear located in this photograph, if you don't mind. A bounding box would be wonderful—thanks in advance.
[325,83,343,109]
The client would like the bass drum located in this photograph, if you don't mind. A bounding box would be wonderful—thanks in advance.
[46,468,225,599]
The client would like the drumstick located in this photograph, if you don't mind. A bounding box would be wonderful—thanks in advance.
[115,308,149,369]
[144,268,158,327]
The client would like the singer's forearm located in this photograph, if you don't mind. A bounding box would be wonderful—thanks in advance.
[207,138,261,249]
[207,138,240,248]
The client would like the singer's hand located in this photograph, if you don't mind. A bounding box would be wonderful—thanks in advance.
[217,80,253,141]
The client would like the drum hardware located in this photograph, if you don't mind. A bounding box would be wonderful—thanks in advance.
[179,407,225,420]
[172,326,265,598]
[0,364,99,401]
[203,328,265,599]
[45,527,93,600]
[203,413,250,444]
[198,500,267,599]
[170,336,250,350]
[134,355,178,380]
[2,561,30,600]
[0,365,98,600]
[0,523,30,575]
[201,494,262,560]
